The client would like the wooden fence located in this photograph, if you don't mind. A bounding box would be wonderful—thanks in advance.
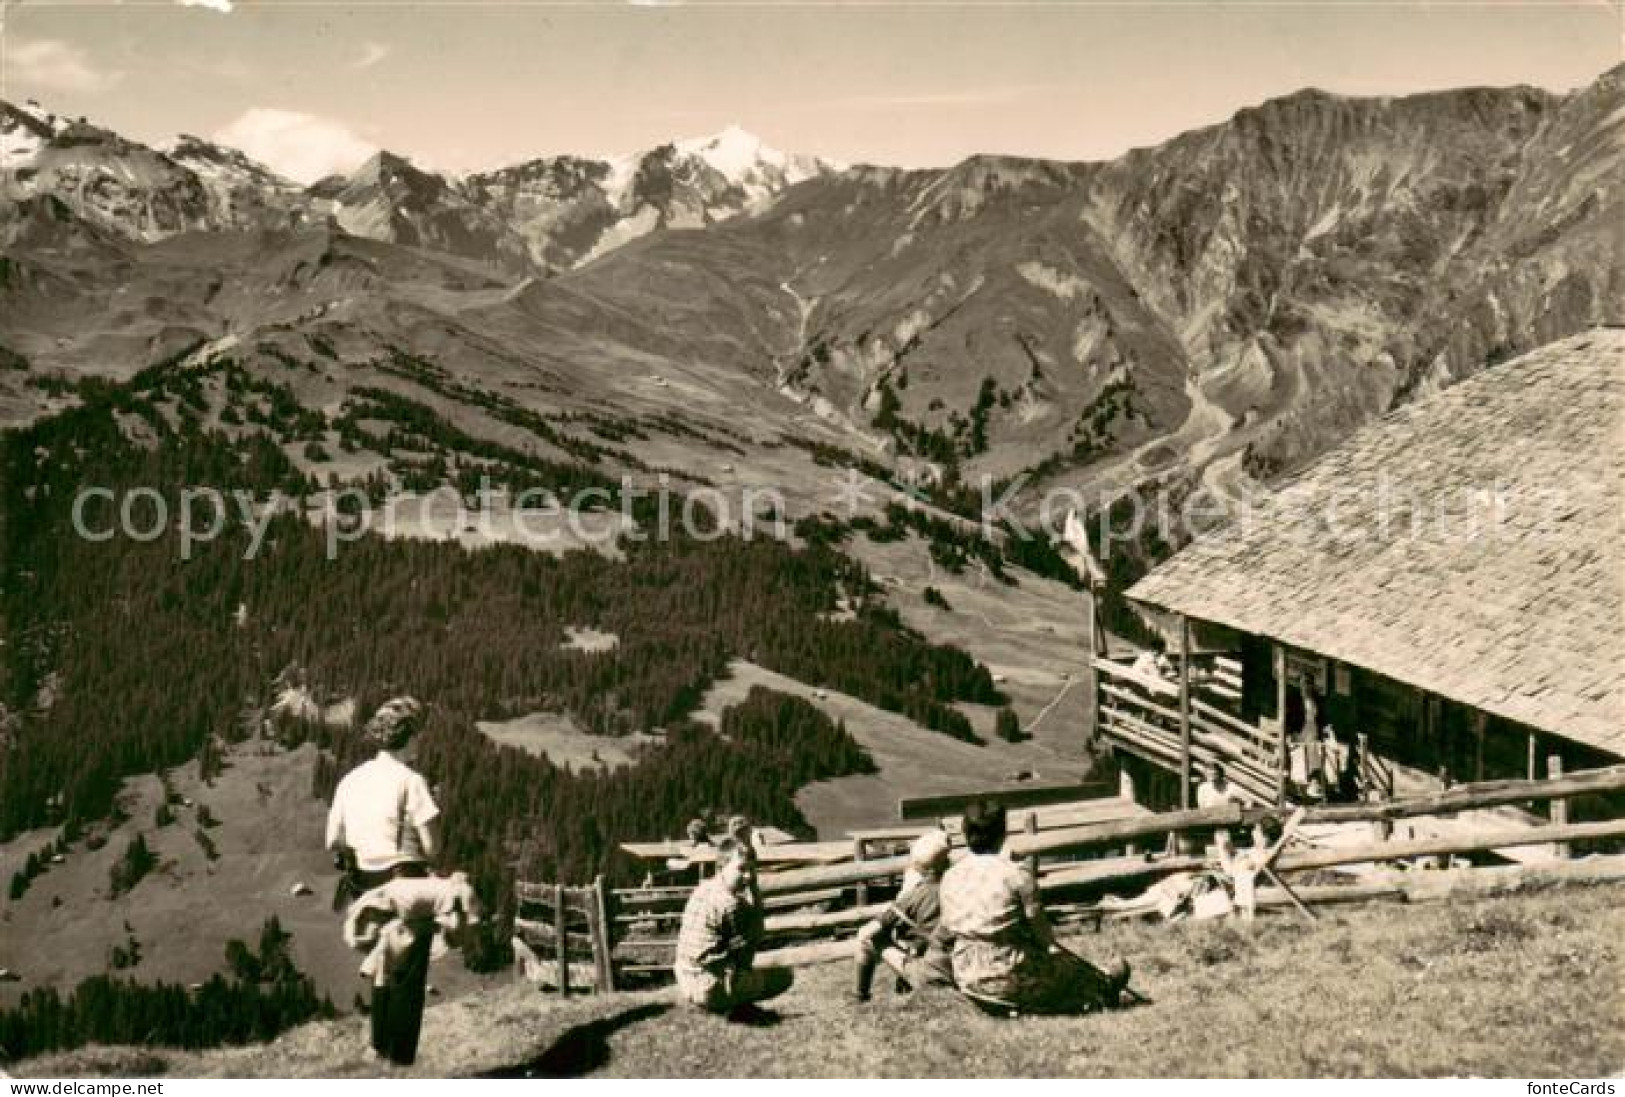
[516,762,1625,992]
[897,781,1115,820]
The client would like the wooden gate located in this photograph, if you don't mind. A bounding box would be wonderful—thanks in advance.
[513,876,615,994]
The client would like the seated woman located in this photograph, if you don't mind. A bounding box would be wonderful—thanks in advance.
[939,800,1132,1015]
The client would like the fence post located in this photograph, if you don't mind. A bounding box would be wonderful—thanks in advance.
[554,882,571,997]
[1473,711,1486,783]
[1549,755,1570,860]
[590,875,616,994]
[1025,811,1039,875]
[852,837,868,907]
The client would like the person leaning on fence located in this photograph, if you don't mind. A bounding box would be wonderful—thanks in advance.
[325,696,446,1065]
[673,838,793,1015]
[1214,815,1287,922]
[1195,763,1237,810]
[1192,762,1239,853]
[939,800,1132,1016]
[851,829,955,1002]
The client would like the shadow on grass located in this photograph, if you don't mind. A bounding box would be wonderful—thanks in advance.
[479,1002,672,1079]
[725,1003,785,1028]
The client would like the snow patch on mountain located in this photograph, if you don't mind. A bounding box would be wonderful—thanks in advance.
[1017,261,1090,301]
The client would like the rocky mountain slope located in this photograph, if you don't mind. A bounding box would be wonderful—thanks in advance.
[2,65,1620,515]
[1,101,832,277]
[468,125,832,271]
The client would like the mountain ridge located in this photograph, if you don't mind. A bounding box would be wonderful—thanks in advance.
[2,67,1620,515]
[1,103,837,274]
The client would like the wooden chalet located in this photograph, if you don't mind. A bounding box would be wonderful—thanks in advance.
[1101,330,1624,819]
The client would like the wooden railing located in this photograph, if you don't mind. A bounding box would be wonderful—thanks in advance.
[1359,734,1396,799]
[1094,656,1280,802]
[515,764,1625,988]
[1094,655,1403,806]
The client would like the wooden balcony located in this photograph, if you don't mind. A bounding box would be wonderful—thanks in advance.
[1094,654,1396,807]
[1094,655,1278,804]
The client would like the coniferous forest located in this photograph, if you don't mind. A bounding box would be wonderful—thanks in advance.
[0,359,1011,991]
[0,917,333,1061]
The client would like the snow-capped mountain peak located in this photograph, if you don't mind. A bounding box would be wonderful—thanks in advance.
[166,134,299,189]
[676,124,779,177]
[674,124,830,194]
[1,100,66,168]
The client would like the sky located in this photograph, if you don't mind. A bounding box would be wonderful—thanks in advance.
[1,1,1620,183]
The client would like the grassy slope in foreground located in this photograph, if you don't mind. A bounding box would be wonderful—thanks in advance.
[14,882,1624,1078]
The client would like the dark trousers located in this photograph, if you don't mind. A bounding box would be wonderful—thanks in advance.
[371,923,434,1065]
[854,928,897,998]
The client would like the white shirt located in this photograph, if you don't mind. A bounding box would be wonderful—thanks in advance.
[326,752,440,871]
[1196,780,1237,809]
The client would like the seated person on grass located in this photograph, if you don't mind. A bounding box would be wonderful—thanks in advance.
[673,838,792,1015]
[851,830,955,1002]
[939,800,1132,1015]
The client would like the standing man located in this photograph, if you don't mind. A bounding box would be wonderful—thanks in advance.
[673,839,793,1016]
[326,696,442,1066]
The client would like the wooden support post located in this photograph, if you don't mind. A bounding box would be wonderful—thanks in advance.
[1178,616,1193,810]
[1025,811,1039,875]
[553,882,570,997]
[1549,755,1569,860]
[1086,578,1103,656]
[590,875,616,994]
[1473,711,1486,783]
[1354,732,1391,837]
[1527,734,1540,812]
[852,837,868,907]
[1084,578,1101,743]
[1119,755,1140,856]
[1273,645,1289,806]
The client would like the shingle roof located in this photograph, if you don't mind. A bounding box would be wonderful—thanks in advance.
[1128,330,1625,757]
